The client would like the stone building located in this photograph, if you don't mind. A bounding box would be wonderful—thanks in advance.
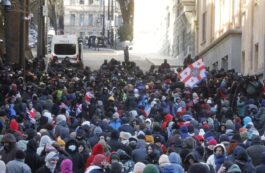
[241,0,265,77]
[160,0,196,64]
[63,0,122,38]
[195,0,242,72]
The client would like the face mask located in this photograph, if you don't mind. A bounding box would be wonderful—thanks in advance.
[68,145,76,151]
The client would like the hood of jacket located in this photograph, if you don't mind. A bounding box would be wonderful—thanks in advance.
[136,139,146,149]
[9,119,19,131]
[26,139,38,152]
[214,143,227,154]
[65,139,79,154]
[169,152,181,165]
[160,163,176,172]
[91,143,104,155]
[39,135,53,147]
[226,164,241,173]
[2,133,16,143]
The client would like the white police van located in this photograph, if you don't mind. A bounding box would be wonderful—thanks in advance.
[50,35,82,64]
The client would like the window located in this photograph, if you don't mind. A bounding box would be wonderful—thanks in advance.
[241,51,245,74]
[254,43,259,70]
[80,0,84,4]
[79,14,85,26]
[221,56,228,71]
[54,44,76,55]
[202,12,207,42]
[89,0,94,5]
[70,14,76,25]
[88,14,93,26]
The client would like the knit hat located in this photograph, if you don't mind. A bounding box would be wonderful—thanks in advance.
[110,152,120,162]
[92,154,107,166]
[207,139,217,146]
[143,164,159,173]
[158,154,170,165]
[56,114,66,124]
[60,159,73,173]
[56,137,65,146]
[43,111,53,124]
[188,163,210,173]
[120,131,131,140]
[145,135,154,144]
[0,160,5,173]
[133,162,146,173]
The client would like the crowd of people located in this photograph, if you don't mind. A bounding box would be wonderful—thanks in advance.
[0,56,265,173]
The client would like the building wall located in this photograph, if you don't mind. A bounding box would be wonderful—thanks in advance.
[63,0,122,37]
[241,0,265,77]
[160,0,196,63]
[195,0,242,72]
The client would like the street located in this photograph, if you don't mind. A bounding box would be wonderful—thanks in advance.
[81,47,182,72]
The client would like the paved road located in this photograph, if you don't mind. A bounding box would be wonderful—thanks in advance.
[82,47,182,72]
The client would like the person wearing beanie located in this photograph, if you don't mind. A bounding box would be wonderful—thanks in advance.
[188,163,210,173]
[0,133,17,163]
[60,159,73,173]
[36,151,59,173]
[6,150,31,173]
[133,162,146,173]
[119,131,131,145]
[0,160,5,173]
[143,164,159,173]
[159,154,179,173]
[108,152,120,163]
[85,154,108,173]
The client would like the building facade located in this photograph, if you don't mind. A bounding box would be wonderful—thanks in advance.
[63,0,122,38]
[241,0,265,77]
[160,0,196,63]
[195,0,242,72]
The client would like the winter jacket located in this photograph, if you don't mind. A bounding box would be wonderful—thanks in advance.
[25,140,44,173]
[169,152,184,173]
[235,148,256,173]
[37,135,53,155]
[85,144,105,169]
[36,165,52,173]
[54,121,70,140]
[109,119,121,130]
[206,144,227,172]
[6,159,32,173]
[160,164,179,173]
[226,164,242,173]
[65,139,84,173]
[246,142,265,166]
[0,133,17,163]
[85,165,106,173]
[256,152,265,173]
[132,140,147,163]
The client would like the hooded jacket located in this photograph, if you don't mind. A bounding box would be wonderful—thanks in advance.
[132,140,147,163]
[0,133,17,163]
[25,139,44,172]
[256,152,265,173]
[37,135,53,155]
[226,164,242,173]
[65,139,84,173]
[85,144,105,169]
[206,143,227,172]
[169,152,184,173]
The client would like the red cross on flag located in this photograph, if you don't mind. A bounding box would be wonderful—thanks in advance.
[179,59,206,88]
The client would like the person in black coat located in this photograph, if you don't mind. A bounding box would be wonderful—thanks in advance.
[108,130,131,155]
[25,139,44,173]
[65,139,84,173]
[256,152,265,173]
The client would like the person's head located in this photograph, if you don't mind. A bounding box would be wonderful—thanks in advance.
[15,150,25,161]
[1,133,16,151]
[60,159,73,173]
[146,144,155,155]
[133,162,146,173]
[92,154,108,168]
[214,145,224,156]
[188,163,210,173]
[45,151,59,170]
[110,162,123,173]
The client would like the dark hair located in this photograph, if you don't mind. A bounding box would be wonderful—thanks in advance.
[16,150,25,160]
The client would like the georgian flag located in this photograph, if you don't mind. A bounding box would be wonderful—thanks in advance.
[179,59,206,88]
